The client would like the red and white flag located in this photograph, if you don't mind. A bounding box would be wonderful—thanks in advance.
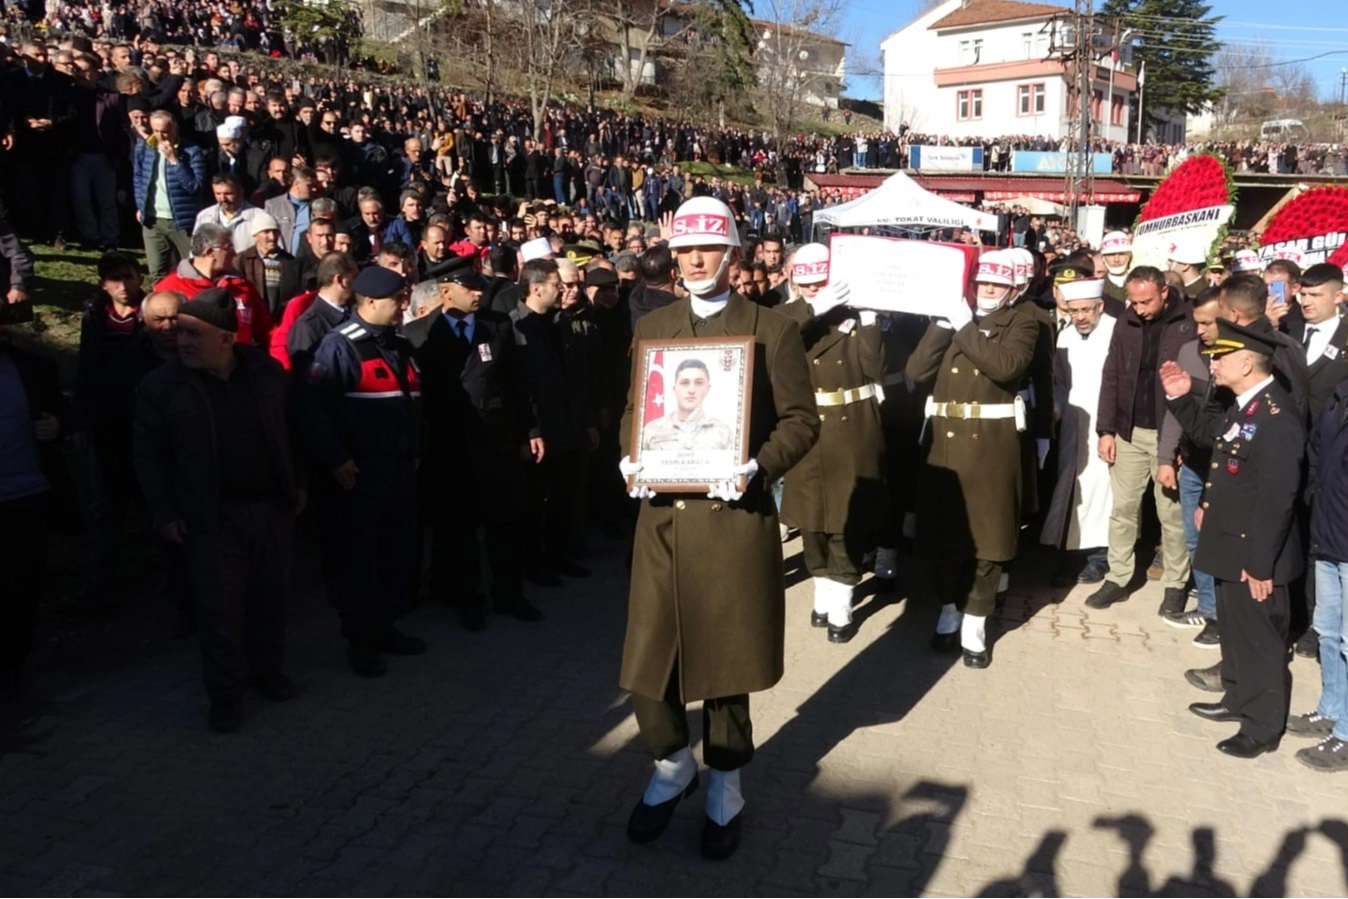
[644,350,665,426]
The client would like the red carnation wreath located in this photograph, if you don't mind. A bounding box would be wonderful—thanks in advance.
[1260,187,1348,269]
[1139,153,1235,223]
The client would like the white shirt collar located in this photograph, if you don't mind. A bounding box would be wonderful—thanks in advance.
[1304,317,1337,363]
[689,289,731,319]
[317,290,345,311]
[1235,375,1276,411]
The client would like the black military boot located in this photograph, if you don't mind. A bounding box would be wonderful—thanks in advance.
[1158,587,1187,617]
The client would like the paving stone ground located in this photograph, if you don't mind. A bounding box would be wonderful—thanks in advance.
[3,533,1347,897]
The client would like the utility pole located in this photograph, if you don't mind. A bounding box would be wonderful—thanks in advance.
[1062,0,1094,226]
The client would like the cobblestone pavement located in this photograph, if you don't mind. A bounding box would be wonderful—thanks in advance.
[3,534,1347,897]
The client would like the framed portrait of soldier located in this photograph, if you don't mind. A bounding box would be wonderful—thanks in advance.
[628,336,755,494]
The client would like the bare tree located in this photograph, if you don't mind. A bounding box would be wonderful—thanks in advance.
[519,0,586,139]
[593,0,667,97]
[754,0,849,148]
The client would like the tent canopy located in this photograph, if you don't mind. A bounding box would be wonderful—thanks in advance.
[996,195,1064,216]
[812,171,1000,233]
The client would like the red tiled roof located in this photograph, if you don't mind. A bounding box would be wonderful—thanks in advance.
[929,0,1067,30]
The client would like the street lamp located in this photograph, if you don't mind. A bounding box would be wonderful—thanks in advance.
[1341,67,1347,106]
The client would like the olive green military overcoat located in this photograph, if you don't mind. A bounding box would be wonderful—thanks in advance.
[619,293,819,703]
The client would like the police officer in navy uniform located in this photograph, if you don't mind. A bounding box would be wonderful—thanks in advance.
[404,254,544,631]
[1161,319,1305,758]
[297,265,426,677]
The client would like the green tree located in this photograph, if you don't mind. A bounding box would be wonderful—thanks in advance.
[283,0,364,66]
[674,0,757,125]
[1102,0,1224,131]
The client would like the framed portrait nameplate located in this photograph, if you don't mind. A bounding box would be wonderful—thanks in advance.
[628,336,755,494]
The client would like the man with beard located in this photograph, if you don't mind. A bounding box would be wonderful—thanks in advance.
[1039,275,1116,586]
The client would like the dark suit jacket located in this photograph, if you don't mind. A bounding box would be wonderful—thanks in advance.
[1172,381,1304,585]
[1287,315,1348,434]
[347,219,385,266]
[485,277,521,316]
[237,246,303,317]
[404,310,536,521]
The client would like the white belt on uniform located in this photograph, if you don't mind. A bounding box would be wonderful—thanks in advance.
[924,395,1028,431]
[815,385,877,407]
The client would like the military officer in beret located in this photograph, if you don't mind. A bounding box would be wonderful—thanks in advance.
[617,196,818,861]
[404,253,544,630]
[1160,320,1305,758]
[777,242,887,644]
[905,250,1038,669]
[296,265,427,678]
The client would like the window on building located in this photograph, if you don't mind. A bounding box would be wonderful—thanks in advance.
[957,89,983,121]
[1111,94,1125,126]
[1092,89,1103,122]
[973,39,983,63]
[1017,83,1046,116]
[1022,32,1033,59]
[958,40,970,64]
[1036,34,1048,56]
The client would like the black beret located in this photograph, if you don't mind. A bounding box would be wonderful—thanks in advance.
[354,265,408,299]
[437,253,489,290]
[179,287,238,332]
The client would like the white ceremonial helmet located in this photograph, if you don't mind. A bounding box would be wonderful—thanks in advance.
[791,243,830,285]
[667,196,741,249]
[974,250,1016,287]
[1231,249,1263,274]
[1006,247,1034,288]
[1100,231,1133,255]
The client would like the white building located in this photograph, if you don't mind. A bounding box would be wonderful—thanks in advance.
[880,0,1136,142]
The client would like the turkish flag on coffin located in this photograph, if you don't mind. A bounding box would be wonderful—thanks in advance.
[644,350,665,426]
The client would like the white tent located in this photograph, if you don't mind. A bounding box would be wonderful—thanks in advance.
[812,171,999,233]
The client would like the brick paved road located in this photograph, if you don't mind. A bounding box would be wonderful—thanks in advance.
[3,535,1347,897]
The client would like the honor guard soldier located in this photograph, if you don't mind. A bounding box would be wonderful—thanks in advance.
[297,265,426,678]
[1161,320,1305,758]
[778,242,888,644]
[1169,235,1210,302]
[617,196,818,860]
[1101,231,1133,305]
[906,250,1037,668]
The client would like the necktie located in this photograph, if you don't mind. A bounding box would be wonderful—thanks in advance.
[456,319,469,344]
[1304,326,1316,350]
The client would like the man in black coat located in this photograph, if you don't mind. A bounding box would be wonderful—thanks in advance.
[1161,320,1305,758]
[133,290,304,733]
[251,93,310,165]
[6,42,77,242]
[509,259,594,583]
[404,255,543,630]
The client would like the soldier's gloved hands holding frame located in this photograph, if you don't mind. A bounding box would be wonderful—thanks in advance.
[708,459,760,502]
[808,280,851,317]
[620,456,655,499]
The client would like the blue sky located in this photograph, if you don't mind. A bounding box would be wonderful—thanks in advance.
[837,0,1348,102]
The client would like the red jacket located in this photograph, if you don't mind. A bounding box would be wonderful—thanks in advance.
[447,239,489,270]
[269,289,318,371]
[155,260,273,348]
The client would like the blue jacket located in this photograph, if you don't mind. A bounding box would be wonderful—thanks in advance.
[1310,381,1348,563]
[383,215,421,249]
[132,138,205,231]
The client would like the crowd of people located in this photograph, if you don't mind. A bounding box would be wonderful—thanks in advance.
[5,19,1348,867]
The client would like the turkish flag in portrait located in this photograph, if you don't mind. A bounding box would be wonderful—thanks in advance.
[644,350,665,426]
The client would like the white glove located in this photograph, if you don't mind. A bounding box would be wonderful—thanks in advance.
[1036,438,1050,470]
[707,459,759,502]
[943,296,973,330]
[808,280,850,317]
[620,456,654,499]
[858,310,877,327]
